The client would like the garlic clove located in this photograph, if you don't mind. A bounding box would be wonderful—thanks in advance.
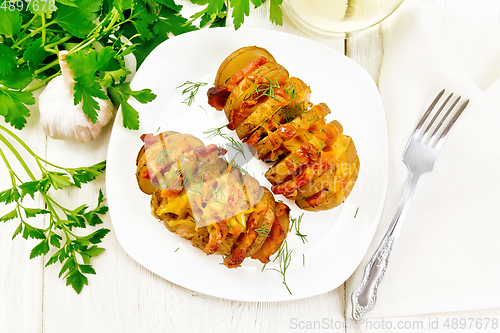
[38,51,116,143]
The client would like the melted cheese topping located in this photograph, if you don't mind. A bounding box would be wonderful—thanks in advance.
[156,172,257,233]
[281,118,354,196]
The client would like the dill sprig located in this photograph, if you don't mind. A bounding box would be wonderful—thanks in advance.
[203,125,227,140]
[176,81,208,106]
[290,213,307,243]
[271,240,293,295]
[222,157,249,175]
[250,76,282,101]
[204,126,246,160]
[255,224,271,238]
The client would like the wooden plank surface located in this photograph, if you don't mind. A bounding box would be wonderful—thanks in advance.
[1,1,499,332]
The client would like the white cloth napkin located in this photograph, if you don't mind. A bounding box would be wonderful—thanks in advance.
[346,0,500,319]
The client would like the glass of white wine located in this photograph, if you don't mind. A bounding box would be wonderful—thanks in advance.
[283,0,405,38]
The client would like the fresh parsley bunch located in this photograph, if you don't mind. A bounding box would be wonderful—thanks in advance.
[0,124,108,293]
[189,0,283,29]
[0,0,199,130]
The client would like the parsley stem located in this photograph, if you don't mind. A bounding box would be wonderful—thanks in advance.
[41,13,46,46]
[34,59,60,75]
[104,8,121,34]
[20,14,39,34]
[43,197,63,223]
[69,9,121,54]
[13,21,57,48]
[0,133,37,182]
[45,195,71,214]
[0,124,67,173]
[43,35,72,50]
[24,71,61,93]
[0,148,17,186]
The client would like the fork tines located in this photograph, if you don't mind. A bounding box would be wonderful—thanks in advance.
[414,89,469,147]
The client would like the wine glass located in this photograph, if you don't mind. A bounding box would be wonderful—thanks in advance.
[283,0,405,38]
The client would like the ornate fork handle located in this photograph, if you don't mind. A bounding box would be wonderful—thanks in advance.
[351,170,420,320]
[351,90,468,320]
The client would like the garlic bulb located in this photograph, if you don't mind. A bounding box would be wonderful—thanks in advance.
[38,51,115,143]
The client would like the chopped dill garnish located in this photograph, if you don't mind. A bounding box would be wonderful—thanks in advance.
[203,125,227,140]
[270,240,293,295]
[255,224,271,238]
[176,81,208,106]
[279,102,307,123]
[303,254,305,266]
[250,76,282,101]
[354,207,359,218]
[174,247,179,253]
[290,213,307,243]
[204,126,246,159]
[227,136,246,159]
[318,140,326,152]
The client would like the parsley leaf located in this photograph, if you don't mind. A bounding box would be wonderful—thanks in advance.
[0,209,18,223]
[207,0,226,15]
[0,187,20,204]
[108,82,156,130]
[230,0,250,29]
[53,0,102,38]
[19,181,40,199]
[0,44,18,75]
[269,0,284,25]
[23,38,50,74]
[133,7,198,67]
[68,161,107,188]
[0,9,22,38]
[0,89,34,129]
[251,0,265,7]
[154,0,183,11]
[66,270,87,294]
[0,67,33,90]
[30,239,50,259]
[158,7,199,36]
[72,82,109,123]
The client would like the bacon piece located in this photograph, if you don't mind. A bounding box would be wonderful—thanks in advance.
[203,221,229,255]
[272,157,332,198]
[276,123,297,141]
[244,130,262,146]
[227,99,259,130]
[304,189,328,208]
[251,202,290,264]
[207,85,231,111]
[224,201,269,268]
[226,57,269,87]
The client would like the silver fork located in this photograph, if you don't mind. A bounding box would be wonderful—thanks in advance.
[351,90,469,320]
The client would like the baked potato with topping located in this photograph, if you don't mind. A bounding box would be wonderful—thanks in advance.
[136,131,290,268]
[207,46,360,211]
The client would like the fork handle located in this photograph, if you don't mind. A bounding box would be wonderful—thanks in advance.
[351,171,420,320]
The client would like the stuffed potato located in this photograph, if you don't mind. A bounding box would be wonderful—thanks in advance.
[136,131,290,268]
[207,47,360,211]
